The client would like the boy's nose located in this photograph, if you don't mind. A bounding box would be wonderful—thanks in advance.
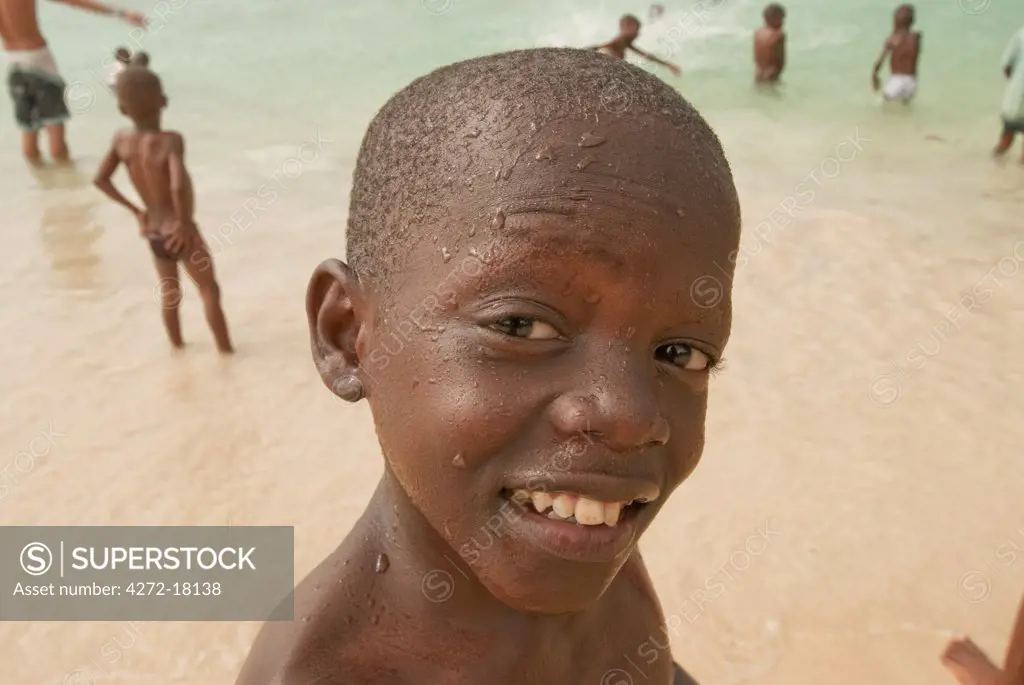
[550,353,670,453]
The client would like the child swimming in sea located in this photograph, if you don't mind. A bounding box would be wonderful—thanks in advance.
[92,67,233,354]
[106,46,130,90]
[872,3,921,103]
[234,47,740,685]
[590,14,682,76]
[942,591,1024,685]
[993,25,1024,162]
[754,3,786,84]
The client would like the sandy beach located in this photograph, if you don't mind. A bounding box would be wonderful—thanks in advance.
[1,0,1022,683]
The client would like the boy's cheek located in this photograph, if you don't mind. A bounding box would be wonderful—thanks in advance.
[372,350,531,473]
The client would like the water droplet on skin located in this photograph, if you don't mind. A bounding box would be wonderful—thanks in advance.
[375,553,390,573]
[368,598,376,608]
[412,378,419,388]
[502,151,523,180]
[371,615,380,625]
[343,559,350,566]
[578,132,607,148]
[314,584,321,592]
[302,616,310,623]
[452,453,466,467]
[676,208,686,217]
[625,326,636,339]
[584,292,601,304]
[535,146,554,161]
[492,209,505,231]
[441,247,452,263]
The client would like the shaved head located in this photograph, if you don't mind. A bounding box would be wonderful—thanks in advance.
[345,48,737,290]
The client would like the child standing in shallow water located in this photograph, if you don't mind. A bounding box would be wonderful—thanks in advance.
[993,25,1024,161]
[106,46,130,90]
[872,3,922,103]
[754,4,786,84]
[234,47,740,685]
[93,67,233,354]
[590,14,682,76]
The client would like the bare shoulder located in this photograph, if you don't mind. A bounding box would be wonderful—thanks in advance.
[236,549,380,685]
[161,130,186,152]
[111,128,136,157]
[236,615,384,685]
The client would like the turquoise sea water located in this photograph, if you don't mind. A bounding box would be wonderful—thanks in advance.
[4,0,1022,198]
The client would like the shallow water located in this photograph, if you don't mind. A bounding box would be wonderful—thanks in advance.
[2,1,1023,683]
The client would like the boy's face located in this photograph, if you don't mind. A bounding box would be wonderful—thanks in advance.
[894,6,913,27]
[621,18,641,38]
[766,10,784,29]
[320,112,738,614]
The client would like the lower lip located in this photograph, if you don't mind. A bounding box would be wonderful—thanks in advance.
[507,502,640,564]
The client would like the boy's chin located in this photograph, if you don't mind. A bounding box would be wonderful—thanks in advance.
[476,557,627,615]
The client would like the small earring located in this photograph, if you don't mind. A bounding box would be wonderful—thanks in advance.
[332,374,365,403]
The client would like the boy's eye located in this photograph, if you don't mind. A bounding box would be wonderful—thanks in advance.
[656,343,712,371]
[491,317,561,340]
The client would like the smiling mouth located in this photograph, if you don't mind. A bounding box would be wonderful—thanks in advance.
[503,489,649,527]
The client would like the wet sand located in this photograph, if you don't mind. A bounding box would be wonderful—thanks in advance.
[1,119,1023,685]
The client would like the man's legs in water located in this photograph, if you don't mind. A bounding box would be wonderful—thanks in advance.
[45,123,70,163]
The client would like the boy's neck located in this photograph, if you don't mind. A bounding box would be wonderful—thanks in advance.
[349,473,607,636]
[132,116,162,132]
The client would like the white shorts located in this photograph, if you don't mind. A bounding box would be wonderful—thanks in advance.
[883,75,917,102]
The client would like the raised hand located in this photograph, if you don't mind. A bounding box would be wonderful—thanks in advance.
[120,10,148,28]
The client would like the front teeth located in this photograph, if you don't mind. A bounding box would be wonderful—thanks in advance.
[532,492,553,513]
[552,493,575,519]
[513,490,627,527]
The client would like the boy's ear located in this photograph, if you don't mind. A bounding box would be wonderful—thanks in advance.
[306,259,371,402]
